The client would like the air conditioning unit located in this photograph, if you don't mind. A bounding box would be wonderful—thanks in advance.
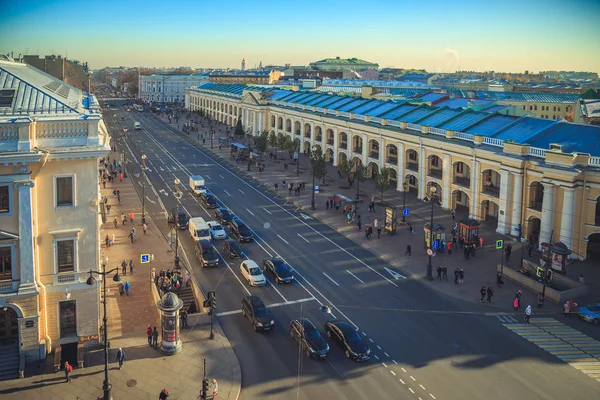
[549,143,562,152]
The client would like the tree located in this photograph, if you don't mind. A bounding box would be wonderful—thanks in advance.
[268,132,278,157]
[354,162,368,200]
[234,119,245,143]
[337,157,355,186]
[374,166,392,203]
[277,134,288,159]
[287,137,300,158]
[255,130,269,155]
[309,147,328,209]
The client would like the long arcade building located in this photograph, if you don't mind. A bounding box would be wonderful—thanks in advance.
[185,83,600,261]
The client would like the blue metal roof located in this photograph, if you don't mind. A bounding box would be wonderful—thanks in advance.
[439,111,489,131]
[493,116,556,142]
[464,114,517,136]
[364,101,402,117]
[448,90,582,103]
[314,95,344,108]
[304,93,332,106]
[528,122,600,155]
[419,92,447,103]
[400,106,438,123]
[294,92,319,105]
[326,96,357,111]
[337,98,369,112]
[380,104,418,120]
[351,99,385,115]
[389,88,431,97]
[416,108,463,127]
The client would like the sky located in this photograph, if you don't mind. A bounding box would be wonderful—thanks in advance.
[1,0,599,73]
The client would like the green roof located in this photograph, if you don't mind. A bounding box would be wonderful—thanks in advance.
[312,57,378,66]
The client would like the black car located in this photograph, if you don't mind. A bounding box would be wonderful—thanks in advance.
[200,192,218,209]
[230,218,253,242]
[324,320,370,361]
[195,240,219,267]
[215,208,234,225]
[168,207,189,229]
[263,258,294,283]
[242,296,274,332]
[289,318,330,359]
[222,239,244,259]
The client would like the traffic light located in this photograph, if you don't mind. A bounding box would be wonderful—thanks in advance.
[201,377,209,399]
[204,291,217,313]
[210,292,217,309]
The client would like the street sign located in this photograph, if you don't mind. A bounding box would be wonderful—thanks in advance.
[314,185,319,193]
[427,248,433,256]
[433,240,439,249]
[536,266,544,278]
[403,208,410,216]
[293,151,298,160]
[496,240,504,250]
[141,254,150,264]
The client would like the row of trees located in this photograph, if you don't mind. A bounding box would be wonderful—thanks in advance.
[338,157,394,203]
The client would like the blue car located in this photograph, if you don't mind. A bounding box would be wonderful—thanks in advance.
[578,303,600,326]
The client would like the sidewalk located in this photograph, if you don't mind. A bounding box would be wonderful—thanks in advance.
[170,113,598,313]
[0,150,241,399]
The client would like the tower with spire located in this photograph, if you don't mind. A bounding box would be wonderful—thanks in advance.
[241,56,246,71]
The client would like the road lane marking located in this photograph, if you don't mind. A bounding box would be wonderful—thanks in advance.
[409,388,415,394]
[182,206,191,216]
[384,352,390,357]
[368,338,374,343]
[361,332,367,336]
[410,376,416,381]
[382,363,388,368]
[384,267,406,280]
[297,233,309,243]
[429,394,436,399]
[390,371,396,376]
[322,272,339,286]
[223,190,231,196]
[263,207,272,215]
[266,278,288,303]
[277,234,289,245]
[420,384,426,390]
[346,270,364,283]
[216,310,243,317]
[238,189,245,194]
[392,359,398,364]
[219,174,225,179]
[246,208,255,216]
[206,175,211,179]
[377,345,382,350]
[401,367,407,372]
[374,355,379,360]
[399,379,405,385]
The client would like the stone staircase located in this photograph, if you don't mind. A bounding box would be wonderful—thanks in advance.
[178,284,196,312]
[0,341,20,381]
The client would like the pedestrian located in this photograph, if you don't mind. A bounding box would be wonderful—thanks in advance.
[479,236,484,248]
[181,309,188,328]
[436,266,442,280]
[505,243,512,261]
[143,223,147,235]
[129,259,134,274]
[113,217,118,228]
[442,265,448,280]
[447,241,452,255]
[116,347,125,369]
[119,172,123,182]
[184,270,190,287]
[528,242,534,258]
[451,209,455,220]
[111,232,115,247]
[376,226,382,239]
[124,281,130,296]
[113,189,117,198]
[454,268,459,284]
[211,378,219,399]
[405,244,411,256]
[152,326,159,348]
[326,200,329,210]
[159,388,169,400]
[480,286,487,302]
[105,234,110,249]
[129,229,135,243]
[563,301,570,317]
[117,194,121,205]
[357,219,362,232]
[513,297,519,311]
[121,259,127,275]
[146,325,153,346]
[129,211,134,224]
[121,213,126,225]
[524,305,532,323]
[459,268,464,284]
[515,290,522,310]
[64,361,73,382]
[486,286,494,304]
[118,281,125,296]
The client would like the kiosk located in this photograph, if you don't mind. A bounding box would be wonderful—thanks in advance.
[157,292,183,355]
[424,222,445,250]
[458,219,480,245]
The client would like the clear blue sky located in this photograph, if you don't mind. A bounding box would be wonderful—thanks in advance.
[1,0,599,73]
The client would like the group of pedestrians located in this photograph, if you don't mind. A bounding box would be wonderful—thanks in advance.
[146,325,160,348]
[153,268,189,296]
[479,285,495,304]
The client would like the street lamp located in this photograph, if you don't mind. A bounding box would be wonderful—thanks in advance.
[402,181,407,222]
[141,155,147,225]
[425,186,437,281]
[296,141,301,177]
[209,129,215,149]
[310,146,317,210]
[86,255,121,400]
[173,178,182,268]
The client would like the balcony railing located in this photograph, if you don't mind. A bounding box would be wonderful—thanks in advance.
[0,280,18,293]
[327,139,334,145]
[315,136,322,142]
[454,176,471,188]
[386,156,398,164]
[369,151,379,159]
[295,130,301,135]
[340,143,347,149]
[353,147,363,155]
[406,161,419,171]
[482,184,500,197]
[304,132,311,138]
[428,169,443,179]
[529,201,542,212]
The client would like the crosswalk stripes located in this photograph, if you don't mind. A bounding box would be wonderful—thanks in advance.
[486,312,519,324]
[502,317,600,383]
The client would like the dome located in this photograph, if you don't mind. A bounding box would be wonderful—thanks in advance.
[157,292,183,312]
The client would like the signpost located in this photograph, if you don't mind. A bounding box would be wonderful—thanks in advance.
[385,206,397,235]
[403,208,410,217]
[141,254,150,264]
[497,239,505,281]
[314,185,319,194]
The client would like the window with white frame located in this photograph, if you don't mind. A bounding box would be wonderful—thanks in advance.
[0,246,12,280]
[55,176,74,207]
[56,239,76,273]
[0,185,10,214]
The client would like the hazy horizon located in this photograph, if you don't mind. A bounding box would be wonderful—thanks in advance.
[2,0,599,74]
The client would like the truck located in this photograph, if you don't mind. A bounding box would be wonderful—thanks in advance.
[189,175,206,196]
[189,217,211,242]
[134,121,141,130]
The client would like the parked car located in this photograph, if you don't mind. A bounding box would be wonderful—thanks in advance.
[168,208,189,229]
[324,320,370,361]
[578,303,600,325]
[200,192,218,209]
[215,208,234,225]
[241,296,274,332]
[222,239,244,259]
[207,221,227,240]
[230,218,253,242]
[289,318,330,359]
[263,258,294,283]
[240,260,266,286]
[195,240,219,267]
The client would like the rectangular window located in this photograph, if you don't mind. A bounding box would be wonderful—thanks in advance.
[553,106,556,112]
[59,300,77,337]
[529,105,533,111]
[0,89,16,108]
[534,105,538,111]
[0,185,9,214]
[558,107,561,112]
[55,176,73,207]
[57,239,75,273]
[0,247,12,279]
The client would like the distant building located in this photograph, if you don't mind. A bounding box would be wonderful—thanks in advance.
[283,68,343,80]
[209,70,281,85]
[0,58,110,376]
[241,57,246,71]
[310,57,379,72]
[138,73,210,103]
[359,69,380,81]
[22,54,90,91]
[575,99,600,125]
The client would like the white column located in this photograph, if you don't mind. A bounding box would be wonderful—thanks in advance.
[559,187,575,250]
[378,136,385,170]
[418,147,426,200]
[539,183,555,246]
[496,170,512,234]
[442,154,451,209]
[15,181,38,295]
[252,112,257,135]
[258,112,263,134]
[310,123,315,149]
[510,173,524,236]
[396,142,405,191]
[470,158,479,220]
[361,134,367,166]
[244,109,249,130]
[333,128,339,166]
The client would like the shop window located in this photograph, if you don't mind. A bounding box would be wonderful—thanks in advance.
[59,300,77,338]
[0,246,12,279]
[0,185,9,214]
[57,239,75,273]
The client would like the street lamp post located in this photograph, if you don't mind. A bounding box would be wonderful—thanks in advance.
[402,181,407,222]
[310,146,317,210]
[86,255,121,400]
[209,129,215,149]
[173,178,181,268]
[296,141,300,177]
[425,186,437,281]
[141,154,147,225]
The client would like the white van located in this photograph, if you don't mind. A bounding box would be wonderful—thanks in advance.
[134,121,141,130]
[189,175,206,196]
[189,217,211,242]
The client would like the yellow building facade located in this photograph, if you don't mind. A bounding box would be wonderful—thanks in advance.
[186,86,600,261]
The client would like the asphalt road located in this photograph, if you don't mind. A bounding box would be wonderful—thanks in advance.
[101,102,600,400]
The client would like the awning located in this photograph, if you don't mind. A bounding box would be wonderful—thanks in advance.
[250,152,261,157]
[232,142,247,149]
[335,194,354,204]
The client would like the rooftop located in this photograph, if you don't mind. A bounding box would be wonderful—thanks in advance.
[209,71,271,77]
[311,57,378,66]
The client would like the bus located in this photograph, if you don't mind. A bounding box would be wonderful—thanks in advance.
[133,104,143,112]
